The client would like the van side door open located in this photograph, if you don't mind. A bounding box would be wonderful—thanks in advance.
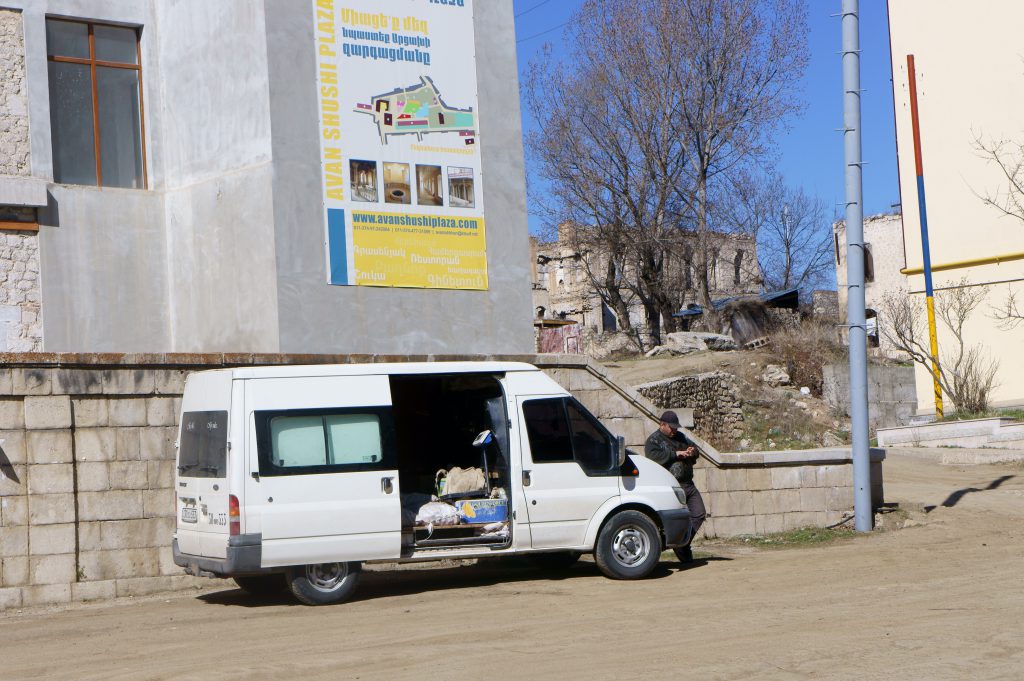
[243,375,402,567]
[518,396,621,549]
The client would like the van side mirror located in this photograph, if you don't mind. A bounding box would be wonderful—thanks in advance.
[472,430,493,448]
[616,435,626,466]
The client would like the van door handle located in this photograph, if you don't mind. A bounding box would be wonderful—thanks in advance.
[381,477,394,494]
[522,470,531,487]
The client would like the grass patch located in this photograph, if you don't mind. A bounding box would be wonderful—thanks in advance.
[935,407,1024,422]
[703,526,855,550]
[726,405,849,451]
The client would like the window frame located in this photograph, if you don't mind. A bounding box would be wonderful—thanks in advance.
[522,397,619,476]
[45,17,148,189]
[254,406,396,477]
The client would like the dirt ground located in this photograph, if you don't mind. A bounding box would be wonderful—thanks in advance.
[2,454,1022,681]
[603,350,775,387]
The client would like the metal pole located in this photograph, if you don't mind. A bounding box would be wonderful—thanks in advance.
[841,0,872,532]
[906,54,944,418]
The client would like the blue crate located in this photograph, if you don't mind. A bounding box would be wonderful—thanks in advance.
[455,498,508,524]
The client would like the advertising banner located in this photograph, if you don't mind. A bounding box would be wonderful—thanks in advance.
[312,0,488,290]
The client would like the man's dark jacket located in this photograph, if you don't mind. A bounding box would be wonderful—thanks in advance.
[644,429,694,484]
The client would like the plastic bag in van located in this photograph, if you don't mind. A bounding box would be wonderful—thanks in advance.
[415,501,461,526]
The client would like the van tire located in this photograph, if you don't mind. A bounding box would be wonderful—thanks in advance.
[594,510,661,580]
[286,562,361,606]
[233,574,287,595]
[526,551,581,570]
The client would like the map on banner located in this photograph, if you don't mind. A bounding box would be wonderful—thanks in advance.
[313,0,488,290]
[355,76,478,144]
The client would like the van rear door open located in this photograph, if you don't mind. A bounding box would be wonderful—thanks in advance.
[243,375,402,567]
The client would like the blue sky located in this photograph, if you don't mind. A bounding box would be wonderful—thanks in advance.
[512,0,901,233]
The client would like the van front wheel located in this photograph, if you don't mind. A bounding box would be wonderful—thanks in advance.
[286,561,361,606]
[594,510,661,580]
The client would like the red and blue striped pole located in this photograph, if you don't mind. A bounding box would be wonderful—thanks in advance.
[906,54,944,418]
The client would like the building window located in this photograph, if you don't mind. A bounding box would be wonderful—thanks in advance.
[864,244,875,283]
[46,18,146,188]
[733,250,744,286]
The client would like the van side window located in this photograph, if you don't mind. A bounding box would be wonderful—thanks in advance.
[566,401,615,471]
[256,407,393,475]
[523,398,615,473]
[522,398,573,463]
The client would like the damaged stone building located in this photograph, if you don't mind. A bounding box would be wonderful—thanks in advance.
[833,212,909,358]
[531,225,761,341]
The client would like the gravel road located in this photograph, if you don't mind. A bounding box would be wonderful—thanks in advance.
[2,454,1021,681]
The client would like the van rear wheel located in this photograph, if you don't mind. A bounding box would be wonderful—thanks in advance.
[594,510,661,580]
[286,562,361,606]
[233,574,287,595]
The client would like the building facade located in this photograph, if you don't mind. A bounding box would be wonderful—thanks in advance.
[0,1,533,354]
[889,1,1024,411]
[531,228,760,335]
[834,213,908,358]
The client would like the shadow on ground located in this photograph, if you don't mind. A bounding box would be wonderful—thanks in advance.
[924,474,1015,513]
[196,554,731,608]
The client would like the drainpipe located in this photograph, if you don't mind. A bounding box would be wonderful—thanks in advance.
[841,0,873,532]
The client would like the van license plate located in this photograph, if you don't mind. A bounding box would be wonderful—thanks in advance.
[181,507,198,523]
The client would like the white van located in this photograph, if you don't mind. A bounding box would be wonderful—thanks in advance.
[173,362,691,605]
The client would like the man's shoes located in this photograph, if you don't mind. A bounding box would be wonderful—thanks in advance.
[674,546,693,564]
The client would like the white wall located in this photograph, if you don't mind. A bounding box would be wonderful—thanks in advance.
[889,0,1024,411]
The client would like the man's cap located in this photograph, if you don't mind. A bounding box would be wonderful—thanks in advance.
[659,410,681,427]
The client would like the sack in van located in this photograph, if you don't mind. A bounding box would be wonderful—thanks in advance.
[415,501,461,526]
[443,466,486,495]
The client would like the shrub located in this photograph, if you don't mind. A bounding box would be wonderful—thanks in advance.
[768,321,846,396]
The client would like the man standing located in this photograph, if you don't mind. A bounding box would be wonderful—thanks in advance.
[644,410,706,563]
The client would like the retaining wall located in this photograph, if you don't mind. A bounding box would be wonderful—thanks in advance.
[823,361,917,430]
[0,353,884,609]
[634,371,744,441]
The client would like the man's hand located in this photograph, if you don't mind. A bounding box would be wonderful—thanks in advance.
[677,447,697,459]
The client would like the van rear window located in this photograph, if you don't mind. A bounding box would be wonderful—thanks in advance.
[178,410,228,478]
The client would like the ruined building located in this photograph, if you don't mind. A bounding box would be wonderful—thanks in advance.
[531,226,761,344]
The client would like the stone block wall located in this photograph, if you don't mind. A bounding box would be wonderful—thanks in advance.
[0,229,43,351]
[767,308,801,331]
[0,9,42,352]
[634,371,744,441]
[0,365,199,609]
[0,8,31,177]
[823,361,916,430]
[0,353,883,609]
[691,456,884,538]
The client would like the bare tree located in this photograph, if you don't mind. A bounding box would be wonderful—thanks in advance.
[880,281,999,414]
[524,0,808,344]
[973,134,1024,223]
[973,134,1024,328]
[665,0,809,326]
[730,174,835,291]
[992,286,1024,329]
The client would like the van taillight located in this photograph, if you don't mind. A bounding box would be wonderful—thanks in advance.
[228,494,240,536]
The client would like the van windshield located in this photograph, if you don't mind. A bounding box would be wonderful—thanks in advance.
[178,411,228,478]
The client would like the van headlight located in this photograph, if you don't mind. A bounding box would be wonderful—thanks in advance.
[673,487,688,505]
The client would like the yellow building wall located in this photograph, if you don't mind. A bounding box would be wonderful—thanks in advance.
[889,0,1024,412]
